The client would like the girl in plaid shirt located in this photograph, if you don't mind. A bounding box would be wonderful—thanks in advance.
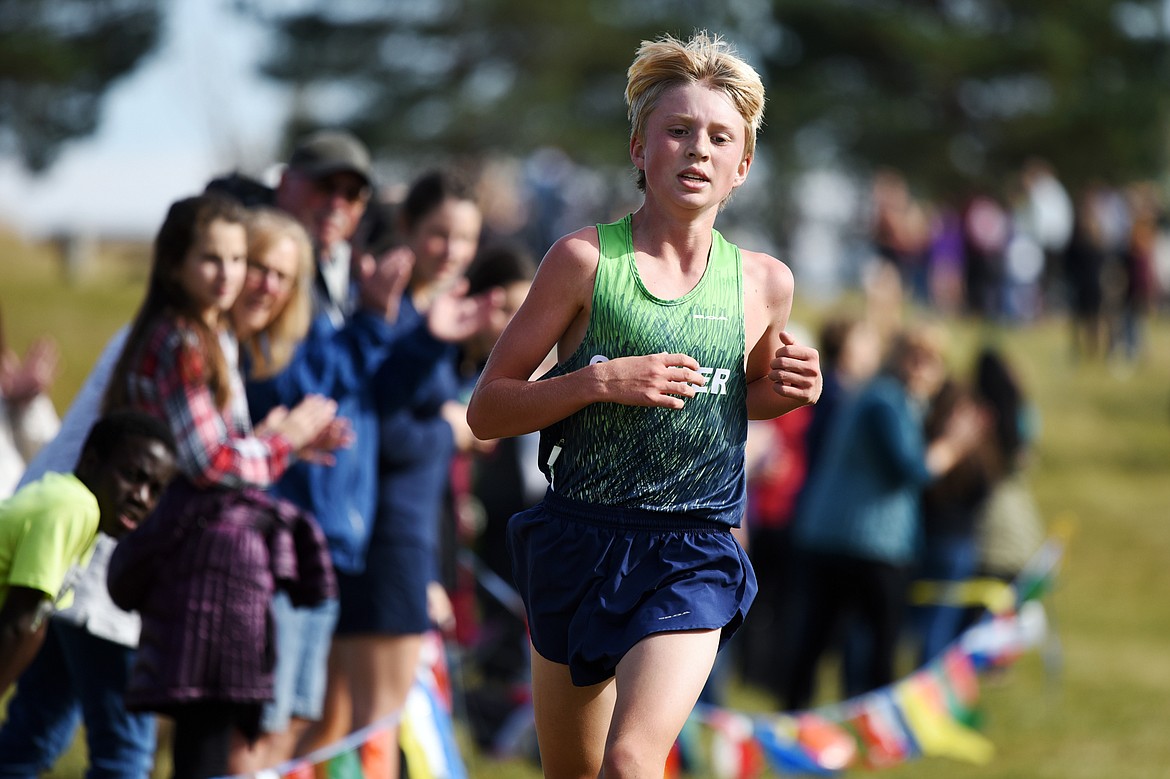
[102,193,346,779]
[103,194,342,488]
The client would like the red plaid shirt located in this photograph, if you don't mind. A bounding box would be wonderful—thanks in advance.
[123,317,293,488]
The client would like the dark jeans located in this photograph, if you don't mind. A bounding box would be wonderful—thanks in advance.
[0,619,156,779]
[737,526,800,702]
[785,551,908,711]
[914,532,980,665]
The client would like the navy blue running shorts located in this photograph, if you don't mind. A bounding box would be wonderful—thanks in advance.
[508,492,757,687]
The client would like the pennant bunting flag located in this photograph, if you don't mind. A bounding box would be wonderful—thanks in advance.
[704,708,765,779]
[893,670,995,765]
[843,689,919,770]
[939,646,980,712]
[665,740,683,779]
[356,727,397,777]
[753,714,841,776]
[794,712,857,771]
[909,578,1016,615]
[960,600,1048,669]
[1013,538,1064,604]
[399,641,468,779]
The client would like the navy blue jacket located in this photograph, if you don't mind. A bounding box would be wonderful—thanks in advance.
[246,309,452,573]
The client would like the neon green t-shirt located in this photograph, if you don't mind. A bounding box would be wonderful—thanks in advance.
[0,471,99,609]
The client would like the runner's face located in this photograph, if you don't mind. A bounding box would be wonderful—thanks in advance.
[631,82,751,211]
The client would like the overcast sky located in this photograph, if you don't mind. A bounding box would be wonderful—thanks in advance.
[0,0,291,239]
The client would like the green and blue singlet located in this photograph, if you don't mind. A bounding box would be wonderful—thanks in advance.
[538,213,748,526]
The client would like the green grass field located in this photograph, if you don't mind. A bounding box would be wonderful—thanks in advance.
[3,229,1169,778]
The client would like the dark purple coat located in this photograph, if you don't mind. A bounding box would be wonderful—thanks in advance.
[108,477,336,712]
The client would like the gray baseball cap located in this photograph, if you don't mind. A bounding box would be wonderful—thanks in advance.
[287,130,372,186]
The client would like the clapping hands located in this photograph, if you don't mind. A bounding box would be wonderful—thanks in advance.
[256,394,354,466]
[0,336,59,405]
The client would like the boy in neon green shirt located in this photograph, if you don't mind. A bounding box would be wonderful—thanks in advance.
[0,410,177,692]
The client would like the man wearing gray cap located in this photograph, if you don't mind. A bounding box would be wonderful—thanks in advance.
[247,129,496,768]
[243,129,378,766]
[275,129,373,327]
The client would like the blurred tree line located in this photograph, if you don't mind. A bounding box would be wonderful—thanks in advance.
[238,0,1170,201]
[3,0,1167,202]
[0,0,163,172]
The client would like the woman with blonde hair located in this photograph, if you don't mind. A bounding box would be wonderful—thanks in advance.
[237,207,315,381]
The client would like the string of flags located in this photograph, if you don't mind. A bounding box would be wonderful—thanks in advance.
[219,530,1065,778]
[667,531,1066,777]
